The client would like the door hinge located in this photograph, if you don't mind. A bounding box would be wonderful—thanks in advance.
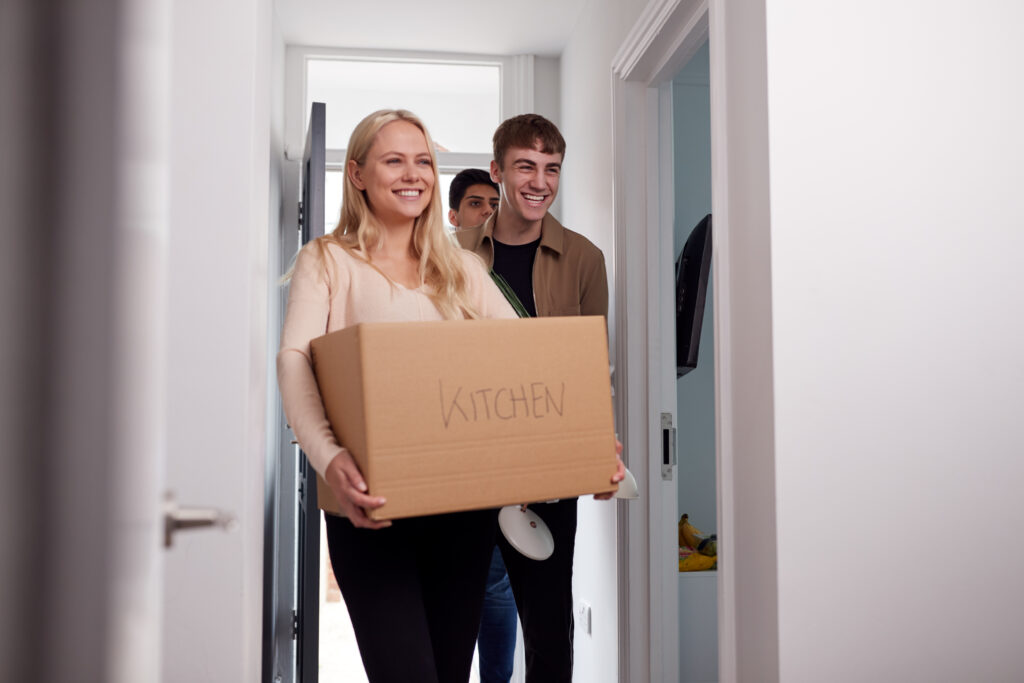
[291,609,299,640]
[661,412,676,481]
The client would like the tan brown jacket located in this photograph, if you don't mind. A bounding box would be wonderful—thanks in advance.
[455,211,608,319]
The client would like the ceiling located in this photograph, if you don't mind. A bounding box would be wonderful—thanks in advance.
[273,0,587,57]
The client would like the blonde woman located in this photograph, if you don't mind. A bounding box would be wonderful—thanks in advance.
[277,110,517,682]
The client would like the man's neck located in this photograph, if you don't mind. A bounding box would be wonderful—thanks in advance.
[493,208,543,246]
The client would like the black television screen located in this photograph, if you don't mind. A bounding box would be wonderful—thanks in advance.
[676,214,712,377]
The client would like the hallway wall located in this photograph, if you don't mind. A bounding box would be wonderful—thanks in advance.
[558,0,649,679]
[762,2,1024,680]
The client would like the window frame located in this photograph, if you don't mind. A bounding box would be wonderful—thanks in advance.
[284,46,535,174]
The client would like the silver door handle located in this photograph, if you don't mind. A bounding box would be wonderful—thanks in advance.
[163,491,237,548]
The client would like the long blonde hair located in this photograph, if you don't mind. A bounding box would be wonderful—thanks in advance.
[313,109,480,320]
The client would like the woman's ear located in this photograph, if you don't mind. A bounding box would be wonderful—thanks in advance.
[348,159,365,190]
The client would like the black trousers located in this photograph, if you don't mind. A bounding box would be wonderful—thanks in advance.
[497,497,578,683]
[325,508,499,683]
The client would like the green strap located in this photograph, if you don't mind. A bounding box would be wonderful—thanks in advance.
[489,270,531,319]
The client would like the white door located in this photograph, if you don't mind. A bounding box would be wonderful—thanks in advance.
[5,0,175,679]
[109,0,272,679]
[107,0,171,680]
[157,0,274,680]
[11,1,272,681]
[161,0,273,680]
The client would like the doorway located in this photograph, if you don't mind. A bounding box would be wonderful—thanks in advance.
[610,2,724,681]
[671,39,718,683]
[612,2,781,681]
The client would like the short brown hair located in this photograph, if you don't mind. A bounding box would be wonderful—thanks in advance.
[492,114,566,169]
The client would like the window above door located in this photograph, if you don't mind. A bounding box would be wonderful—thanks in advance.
[285,46,534,230]
[306,58,500,153]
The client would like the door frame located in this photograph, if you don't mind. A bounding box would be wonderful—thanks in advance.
[611,1,740,680]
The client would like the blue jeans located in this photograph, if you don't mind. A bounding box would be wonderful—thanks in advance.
[477,545,517,683]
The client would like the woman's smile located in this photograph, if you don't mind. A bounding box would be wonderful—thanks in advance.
[350,119,435,228]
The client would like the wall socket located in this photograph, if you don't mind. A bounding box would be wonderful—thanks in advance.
[577,600,592,636]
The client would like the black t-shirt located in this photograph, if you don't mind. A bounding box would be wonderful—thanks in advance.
[492,237,541,318]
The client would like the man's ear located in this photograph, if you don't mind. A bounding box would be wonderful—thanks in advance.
[489,159,501,184]
[448,208,460,228]
[348,159,365,190]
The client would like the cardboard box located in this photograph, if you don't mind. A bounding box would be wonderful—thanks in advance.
[309,316,617,520]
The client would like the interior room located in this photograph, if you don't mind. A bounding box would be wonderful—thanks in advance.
[4,1,1024,682]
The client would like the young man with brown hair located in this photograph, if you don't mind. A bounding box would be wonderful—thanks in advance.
[458,113,617,682]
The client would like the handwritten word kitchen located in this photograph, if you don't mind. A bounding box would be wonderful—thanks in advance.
[439,380,566,428]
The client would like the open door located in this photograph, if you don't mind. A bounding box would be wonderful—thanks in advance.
[265,99,326,683]
[296,101,327,682]
[11,0,283,679]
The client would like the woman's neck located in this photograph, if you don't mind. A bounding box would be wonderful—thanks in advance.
[366,219,421,289]
[374,219,415,260]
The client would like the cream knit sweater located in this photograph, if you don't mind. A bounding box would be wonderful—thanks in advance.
[277,240,517,477]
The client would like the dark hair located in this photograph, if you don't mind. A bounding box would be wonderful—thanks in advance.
[492,113,566,169]
[448,168,498,210]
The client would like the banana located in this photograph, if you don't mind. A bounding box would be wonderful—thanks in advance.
[678,513,704,549]
[679,552,716,572]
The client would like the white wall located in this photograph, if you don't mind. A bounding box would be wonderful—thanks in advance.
[162,0,272,680]
[559,0,649,679]
[533,55,563,222]
[711,0,780,679]
[763,2,1024,681]
[533,55,562,125]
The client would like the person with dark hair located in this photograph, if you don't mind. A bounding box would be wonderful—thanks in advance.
[448,167,499,230]
[457,113,624,683]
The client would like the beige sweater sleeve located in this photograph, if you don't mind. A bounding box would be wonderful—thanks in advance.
[277,244,345,478]
[277,245,517,478]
